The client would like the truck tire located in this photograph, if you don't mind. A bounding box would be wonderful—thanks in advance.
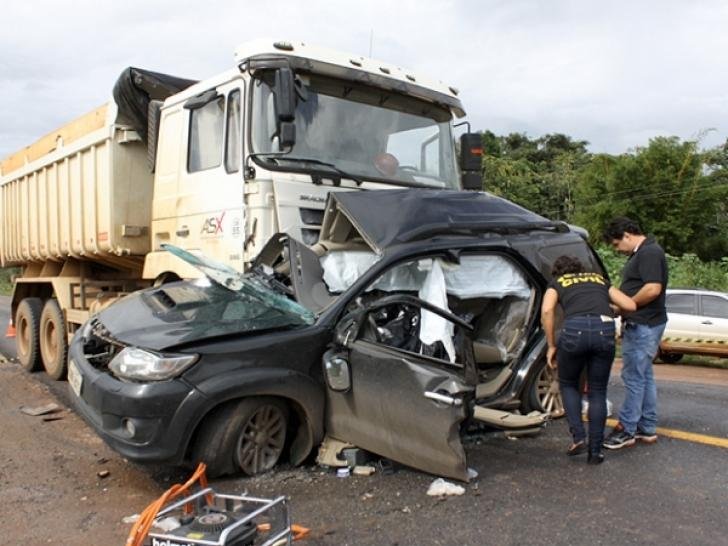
[39,299,68,380]
[16,298,43,372]
[191,397,289,478]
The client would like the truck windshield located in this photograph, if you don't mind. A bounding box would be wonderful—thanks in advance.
[251,73,460,189]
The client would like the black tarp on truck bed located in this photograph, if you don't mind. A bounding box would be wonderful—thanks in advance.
[112,67,197,143]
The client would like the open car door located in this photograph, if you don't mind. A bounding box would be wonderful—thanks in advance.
[322,295,476,482]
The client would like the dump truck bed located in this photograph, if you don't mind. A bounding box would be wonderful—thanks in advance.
[0,102,154,268]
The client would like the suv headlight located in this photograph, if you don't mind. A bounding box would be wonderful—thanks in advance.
[109,347,198,381]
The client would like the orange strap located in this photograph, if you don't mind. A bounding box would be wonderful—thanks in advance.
[125,463,208,546]
[292,523,311,540]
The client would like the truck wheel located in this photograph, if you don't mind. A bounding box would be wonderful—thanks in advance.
[191,397,289,478]
[16,298,43,372]
[521,360,565,418]
[39,299,68,380]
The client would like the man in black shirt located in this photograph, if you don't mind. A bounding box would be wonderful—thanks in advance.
[602,217,668,449]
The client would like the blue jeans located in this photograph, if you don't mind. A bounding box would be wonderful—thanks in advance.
[557,315,616,454]
[619,321,666,435]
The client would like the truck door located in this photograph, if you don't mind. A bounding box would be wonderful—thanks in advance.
[171,80,245,271]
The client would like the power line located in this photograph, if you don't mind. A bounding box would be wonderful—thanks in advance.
[539,178,727,218]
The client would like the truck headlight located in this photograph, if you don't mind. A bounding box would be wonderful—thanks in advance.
[109,347,198,381]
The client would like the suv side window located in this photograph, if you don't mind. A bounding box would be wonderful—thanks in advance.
[666,293,696,315]
[701,296,728,319]
[188,95,225,172]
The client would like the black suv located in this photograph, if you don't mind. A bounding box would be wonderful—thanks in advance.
[68,190,605,481]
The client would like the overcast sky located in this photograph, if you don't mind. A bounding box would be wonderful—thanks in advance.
[2,0,727,159]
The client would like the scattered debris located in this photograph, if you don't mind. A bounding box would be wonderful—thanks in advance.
[336,467,350,478]
[467,468,479,480]
[377,458,396,475]
[122,514,140,524]
[361,492,375,500]
[316,436,355,468]
[97,470,110,479]
[152,516,181,532]
[42,414,64,422]
[20,403,60,416]
[97,457,109,465]
[353,465,376,476]
[426,478,465,497]
[341,447,371,467]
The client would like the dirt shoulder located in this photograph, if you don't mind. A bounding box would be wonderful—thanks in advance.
[0,356,164,545]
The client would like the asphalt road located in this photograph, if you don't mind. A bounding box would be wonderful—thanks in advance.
[1,297,727,545]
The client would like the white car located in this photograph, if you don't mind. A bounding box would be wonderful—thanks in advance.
[658,289,728,363]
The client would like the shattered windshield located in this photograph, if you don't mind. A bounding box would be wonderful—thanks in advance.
[251,73,459,189]
[162,244,315,324]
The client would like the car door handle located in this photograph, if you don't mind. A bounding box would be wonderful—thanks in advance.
[424,391,462,407]
[176,227,190,237]
[701,320,713,325]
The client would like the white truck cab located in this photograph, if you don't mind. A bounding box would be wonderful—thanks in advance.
[140,39,479,280]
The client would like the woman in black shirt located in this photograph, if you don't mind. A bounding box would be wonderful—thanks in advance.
[541,255,636,463]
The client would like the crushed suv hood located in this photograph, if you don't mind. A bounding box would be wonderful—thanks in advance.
[95,279,313,351]
[320,189,566,254]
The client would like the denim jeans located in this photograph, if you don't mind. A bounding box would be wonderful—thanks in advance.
[619,321,666,435]
[557,315,616,454]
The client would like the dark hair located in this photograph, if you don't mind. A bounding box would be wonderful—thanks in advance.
[551,255,585,278]
[603,216,643,242]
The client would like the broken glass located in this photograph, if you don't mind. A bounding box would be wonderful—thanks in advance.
[162,244,314,325]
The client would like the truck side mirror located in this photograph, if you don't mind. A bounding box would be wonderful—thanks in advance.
[274,68,297,149]
[461,172,482,191]
[460,133,483,190]
[460,133,483,171]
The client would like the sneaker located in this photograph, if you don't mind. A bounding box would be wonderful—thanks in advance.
[603,423,636,450]
[635,429,658,444]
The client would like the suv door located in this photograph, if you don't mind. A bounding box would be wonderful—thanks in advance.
[323,295,476,482]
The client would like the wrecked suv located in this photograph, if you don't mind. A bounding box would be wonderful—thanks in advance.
[68,190,605,482]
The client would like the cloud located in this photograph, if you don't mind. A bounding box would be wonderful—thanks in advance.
[1,0,727,158]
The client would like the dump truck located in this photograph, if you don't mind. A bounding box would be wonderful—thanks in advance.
[0,39,483,380]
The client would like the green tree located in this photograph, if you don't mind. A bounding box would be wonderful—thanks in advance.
[481,131,590,221]
[574,137,728,261]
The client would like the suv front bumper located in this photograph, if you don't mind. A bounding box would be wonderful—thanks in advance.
[67,338,209,464]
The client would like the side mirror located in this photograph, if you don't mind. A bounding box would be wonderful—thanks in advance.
[461,171,482,191]
[274,68,296,149]
[323,350,352,392]
[459,133,483,171]
[459,133,484,191]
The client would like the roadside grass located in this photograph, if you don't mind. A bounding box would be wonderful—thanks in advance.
[0,268,16,296]
[664,355,728,370]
